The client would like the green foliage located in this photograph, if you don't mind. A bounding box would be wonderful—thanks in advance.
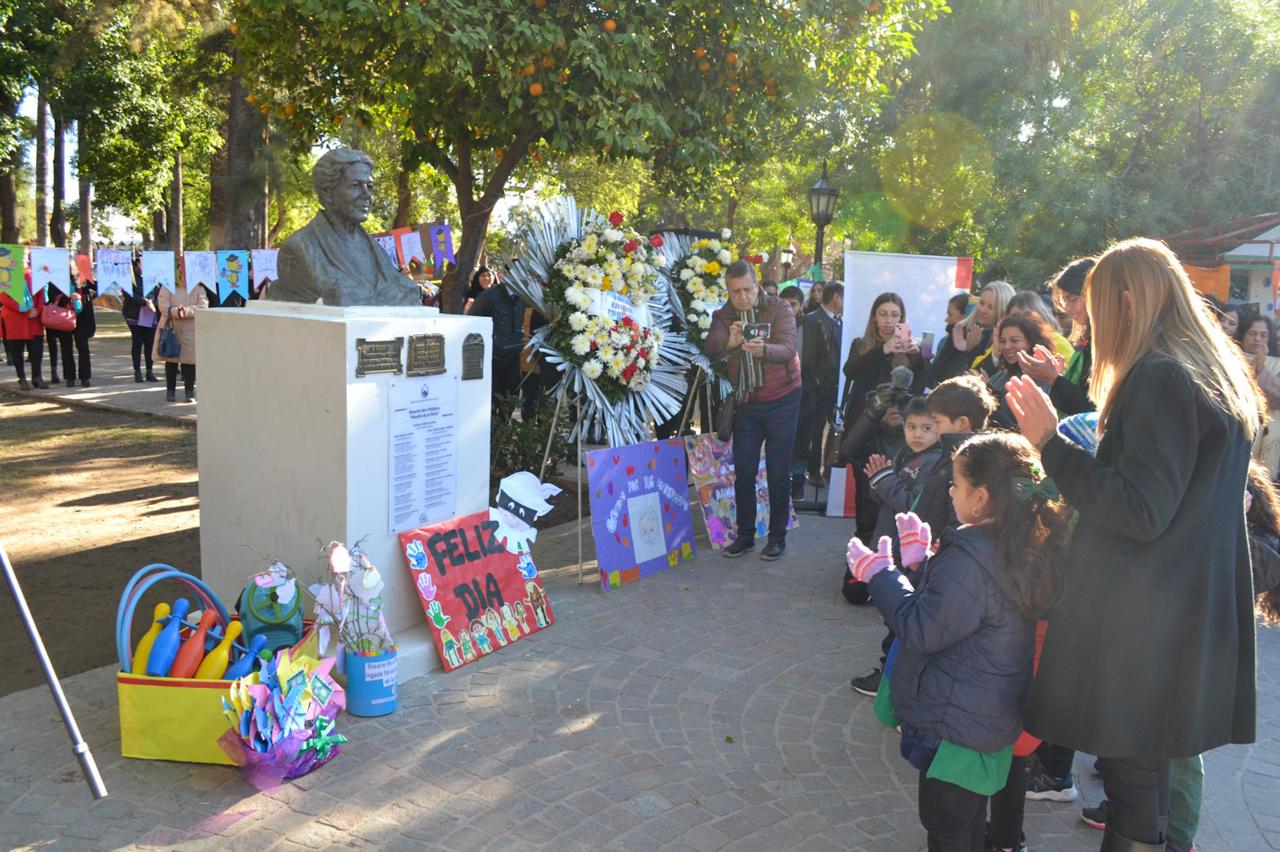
[490,392,574,479]
[230,0,946,305]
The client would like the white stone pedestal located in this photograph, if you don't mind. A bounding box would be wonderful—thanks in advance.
[195,302,492,681]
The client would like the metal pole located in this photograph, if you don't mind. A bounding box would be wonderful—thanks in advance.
[576,396,585,583]
[538,384,568,483]
[814,223,827,282]
[676,367,704,437]
[1,544,108,799]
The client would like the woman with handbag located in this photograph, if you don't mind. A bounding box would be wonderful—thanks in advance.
[0,267,46,389]
[153,271,209,402]
[123,260,160,383]
[43,286,81,386]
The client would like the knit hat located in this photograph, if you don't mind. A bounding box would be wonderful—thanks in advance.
[1052,257,1096,295]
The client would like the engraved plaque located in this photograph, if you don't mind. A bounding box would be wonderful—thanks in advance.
[354,337,404,377]
[406,333,447,377]
[462,333,485,380]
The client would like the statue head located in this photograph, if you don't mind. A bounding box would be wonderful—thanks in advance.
[313,148,376,225]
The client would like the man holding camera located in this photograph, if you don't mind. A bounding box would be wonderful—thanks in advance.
[703,260,802,560]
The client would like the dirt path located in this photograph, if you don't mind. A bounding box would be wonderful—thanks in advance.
[0,393,201,695]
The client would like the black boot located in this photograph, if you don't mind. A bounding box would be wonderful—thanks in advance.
[184,385,195,402]
[1100,826,1165,852]
[165,388,177,402]
[18,378,30,391]
[134,368,144,383]
[146,369,159,382]
[50,370,59,384]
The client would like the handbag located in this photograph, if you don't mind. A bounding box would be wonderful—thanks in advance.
[715,393,737,443]
[158,309,182,359]
[41,302,76,333]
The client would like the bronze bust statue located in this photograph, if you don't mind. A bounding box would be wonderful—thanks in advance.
[267,148,423,306]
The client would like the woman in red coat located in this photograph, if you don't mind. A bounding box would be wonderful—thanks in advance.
[0,270,47,390]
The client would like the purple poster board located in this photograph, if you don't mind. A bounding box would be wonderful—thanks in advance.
[585,439,696,590]
[684,433,798,549]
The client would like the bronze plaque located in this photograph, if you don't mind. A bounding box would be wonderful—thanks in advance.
[354,337,404,377]
[462,333,485,380]
[406,333,446,377]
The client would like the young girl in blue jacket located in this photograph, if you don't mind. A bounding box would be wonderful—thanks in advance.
[847,432,1073,851]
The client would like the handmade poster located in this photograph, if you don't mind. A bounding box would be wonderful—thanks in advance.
[216,250,251,302]
[684,434,798,550]
[76,254,93,284]
[251,249,278,290]
[30,247,71,295]
[399,228,427,265]
[400,509,554,672]
[838,250,974,408]
[140,251,176,292]
[95,249,133,295]
[0,244,27,308]
[373,234,399,266]
[183,251,217,290]
[585,439,696,590]
[429,223,455,271]
[388,378,458,534]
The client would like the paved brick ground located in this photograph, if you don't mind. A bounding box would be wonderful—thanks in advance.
[2,512,1278,850]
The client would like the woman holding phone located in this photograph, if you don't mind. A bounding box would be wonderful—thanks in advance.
[841,292,925,425]
[1006,238,1258,851]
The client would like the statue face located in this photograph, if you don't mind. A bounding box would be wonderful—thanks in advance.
[329,162,375,224]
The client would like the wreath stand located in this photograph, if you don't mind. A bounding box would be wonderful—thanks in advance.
[538,385,588,584]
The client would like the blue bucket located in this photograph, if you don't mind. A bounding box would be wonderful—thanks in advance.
[344,648,398,717]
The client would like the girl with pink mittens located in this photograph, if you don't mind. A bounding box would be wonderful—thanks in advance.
[847,432,1072,852]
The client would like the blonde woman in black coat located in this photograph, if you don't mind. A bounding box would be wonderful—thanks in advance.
[1007,238,1260,852]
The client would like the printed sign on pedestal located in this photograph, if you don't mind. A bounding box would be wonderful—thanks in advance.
[585,439,696,590]
[684,434,798,550]
[400,510,553,672]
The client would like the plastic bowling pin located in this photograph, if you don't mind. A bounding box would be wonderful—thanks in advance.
[131,602,171,674]
[195,621,242,680]
[224,634,267,680]
[145,597,191,677]
[170,608,218,679]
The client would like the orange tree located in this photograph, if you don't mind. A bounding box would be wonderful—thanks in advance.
[231,0,946,311]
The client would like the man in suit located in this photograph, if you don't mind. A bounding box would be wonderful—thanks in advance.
[793,282,844,497]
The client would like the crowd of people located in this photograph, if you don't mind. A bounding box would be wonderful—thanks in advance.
[702,243,1278,852]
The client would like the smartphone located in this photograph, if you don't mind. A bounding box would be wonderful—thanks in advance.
[743,322,772,341]
[920,331,936,361]
[894,322,911,344]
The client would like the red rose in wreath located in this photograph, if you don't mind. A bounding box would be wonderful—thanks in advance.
[608,211,624,227]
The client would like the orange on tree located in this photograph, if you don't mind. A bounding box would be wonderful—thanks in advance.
[726,51,738,64]
[693,47,706,58]
[603,19,617,32]
[245,93,257,104]
[522,63,536,76]
[529,82,544,96]
[698,61,711,72]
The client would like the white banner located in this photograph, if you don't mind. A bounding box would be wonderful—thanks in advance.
[374,234,398,265]
[584,288,652,329]
[29,247,71,296]
[400,230,427,264]
[141,251,176,293]
[838,251,974,407]
[183,251,217,289]
[95,249,133,295]
[251,249,278,289]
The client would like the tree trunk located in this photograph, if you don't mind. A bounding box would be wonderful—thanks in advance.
[170,148,184,253]
[150,209,167,250]
[393,169,412,229]
[726,196,738,232]
[77,119,93,253]
[443,198,493,313]
[0,166,17,243]
[214,69,268,249]
[36,85,48,246]
[50,114,67,247]
[268,188,286,246]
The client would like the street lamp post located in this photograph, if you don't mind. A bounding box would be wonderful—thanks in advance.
[779,246,795,282]
[807,160,838,282]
